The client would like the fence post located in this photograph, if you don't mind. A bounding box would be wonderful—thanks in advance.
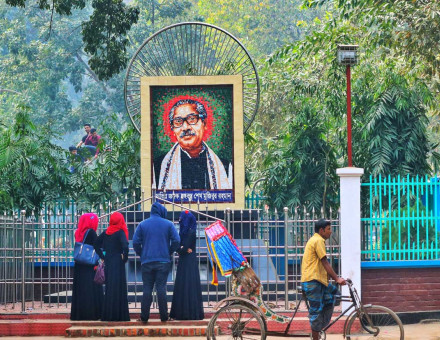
[284,207,289,309]
[224,207,232,297]
[21,210,26,313]
[336,167,364,307]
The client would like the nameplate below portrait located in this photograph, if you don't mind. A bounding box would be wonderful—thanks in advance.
[155,190,233,203]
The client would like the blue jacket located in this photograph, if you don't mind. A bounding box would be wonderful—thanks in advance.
[132,202,180,264]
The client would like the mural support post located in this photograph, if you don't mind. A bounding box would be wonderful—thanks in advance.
[284,207,289,309]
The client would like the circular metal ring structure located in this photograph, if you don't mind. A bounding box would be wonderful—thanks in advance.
[124,22,260,134]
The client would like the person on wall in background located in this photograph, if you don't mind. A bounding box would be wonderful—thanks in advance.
[132,202,180,323]
[68,146,84,173]
[76,123,92,156]
[169,210,204,320]
[154,96,232,190]
[94,212,130,321]
[76,123,91,149]
[83,128,101,159]
[301,219,347,340]
[70,213,103,320]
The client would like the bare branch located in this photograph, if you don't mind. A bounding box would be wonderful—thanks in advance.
[74,51,110,96]
[45,0,56,41]
[0,89,22,95]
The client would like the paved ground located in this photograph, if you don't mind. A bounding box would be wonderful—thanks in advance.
[0,321,439,339]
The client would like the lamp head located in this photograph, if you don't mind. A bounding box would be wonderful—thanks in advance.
[337,44,358,66]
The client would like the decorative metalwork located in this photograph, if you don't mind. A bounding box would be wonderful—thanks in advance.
[124,22,260,134]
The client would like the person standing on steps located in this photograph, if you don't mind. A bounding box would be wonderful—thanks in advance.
[169,210,204,320]
[94,212,130,321]
[132,201,180,323]
[71,213,103,320]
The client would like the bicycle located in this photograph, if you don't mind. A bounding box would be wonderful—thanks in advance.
[206,278,404,340]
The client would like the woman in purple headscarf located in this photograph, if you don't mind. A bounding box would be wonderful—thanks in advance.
[169,210,204,320]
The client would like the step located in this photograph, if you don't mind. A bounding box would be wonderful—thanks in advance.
[0,312,348,337]
[0,318,210,337]
[66,324,213,337]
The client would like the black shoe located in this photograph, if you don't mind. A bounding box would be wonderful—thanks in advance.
[137,318,148,324]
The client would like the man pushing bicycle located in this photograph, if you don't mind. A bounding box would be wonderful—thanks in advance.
[301,219,347,340]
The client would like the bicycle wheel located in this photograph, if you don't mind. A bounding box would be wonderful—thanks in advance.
[345,305,404,340]
[206,304,266,340]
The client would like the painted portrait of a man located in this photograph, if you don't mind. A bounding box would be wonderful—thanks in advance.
[141,76,244,207]
[153,95,233,191]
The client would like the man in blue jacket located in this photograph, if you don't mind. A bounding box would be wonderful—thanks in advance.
[133,202,180,322]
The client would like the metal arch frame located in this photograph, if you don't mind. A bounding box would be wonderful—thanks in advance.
[124,21,260,134]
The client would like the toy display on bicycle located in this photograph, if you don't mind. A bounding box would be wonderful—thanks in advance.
[205,221,404,340]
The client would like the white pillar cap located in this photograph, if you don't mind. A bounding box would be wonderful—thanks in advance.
[336,167,364,177]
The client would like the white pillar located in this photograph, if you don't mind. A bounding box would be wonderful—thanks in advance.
[336,167,364,307]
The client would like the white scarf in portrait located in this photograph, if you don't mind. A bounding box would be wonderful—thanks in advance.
[156,143,232,190]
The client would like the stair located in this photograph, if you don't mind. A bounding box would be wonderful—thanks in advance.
[66,320,212,337]
[0,311,348,337]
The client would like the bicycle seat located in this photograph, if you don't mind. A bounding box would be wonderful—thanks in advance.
[297,285,303,293]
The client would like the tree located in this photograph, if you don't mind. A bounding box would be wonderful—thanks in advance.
[196,0,330,58]
[5,0,139,80]
[0,107,141,212]
[352,63,437,177]
[67,115,141,206]
[249,8,439,211]
[261,103,339,212]
[0,104,70,211]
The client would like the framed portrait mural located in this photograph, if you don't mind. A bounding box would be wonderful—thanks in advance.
[141,75,245,209]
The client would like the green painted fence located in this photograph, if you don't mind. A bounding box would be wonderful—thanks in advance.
[361,175,440,263]
[245,191,266,209]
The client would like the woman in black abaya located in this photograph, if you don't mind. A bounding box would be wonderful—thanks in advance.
[170,211,204,320]
[94,212,130,321]
[70,213,103,320]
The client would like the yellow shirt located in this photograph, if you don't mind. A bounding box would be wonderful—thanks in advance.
[301,233,328,286]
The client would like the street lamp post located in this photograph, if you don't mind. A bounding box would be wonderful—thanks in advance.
[337,44,358,167]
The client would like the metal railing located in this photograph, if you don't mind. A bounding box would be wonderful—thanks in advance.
[0,194,340,313]
[361,175,440,262]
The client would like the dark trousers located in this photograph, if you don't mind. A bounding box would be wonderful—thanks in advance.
[141,262,171,321]
[83,145,97,157]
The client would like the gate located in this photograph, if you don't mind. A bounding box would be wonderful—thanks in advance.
[0,195,340,313]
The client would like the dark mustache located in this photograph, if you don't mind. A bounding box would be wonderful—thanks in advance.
[179,130,196,138]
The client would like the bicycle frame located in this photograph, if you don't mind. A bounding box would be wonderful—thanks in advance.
[278,279,378,337]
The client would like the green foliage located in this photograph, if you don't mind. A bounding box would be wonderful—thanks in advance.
[333,0,440,83]
[250,5,438,211]
[261,103,338,212]
[0,107,141,212]
[82,0,139,81]
[196,0,330,58]
[67,115,141,206]
[0,104,70,211]
[5,0,139,80]
[355,66,437,177]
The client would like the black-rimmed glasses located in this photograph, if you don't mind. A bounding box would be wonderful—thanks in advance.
[171,114,202,128]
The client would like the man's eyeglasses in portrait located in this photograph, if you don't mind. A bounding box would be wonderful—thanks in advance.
[171,114,203,128]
